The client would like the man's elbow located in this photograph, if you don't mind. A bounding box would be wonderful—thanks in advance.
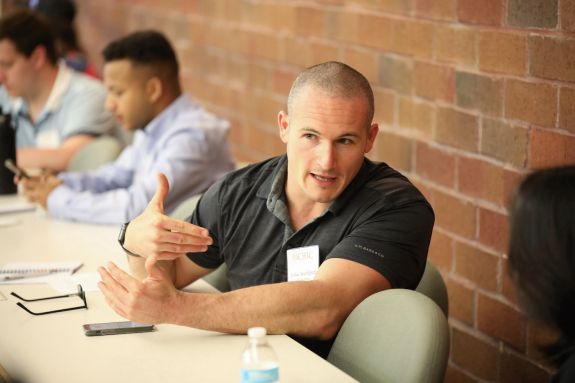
[311,306,349,340]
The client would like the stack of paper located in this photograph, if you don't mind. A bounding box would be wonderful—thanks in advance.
[0,261,83,283]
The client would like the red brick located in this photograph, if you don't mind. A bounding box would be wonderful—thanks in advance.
[435,25,476,67]
[479,207,509,254]
[357,14,394,51]
[507,0,559,28]
[415,0,457,20]
[446,278,474,325]
[428,229,454,271]
[445,365,477,383]
[373,88,395,126]
[477,294,527,351]
[295,5,326,38]
[505,79,557,128]
[481,119,528,168]
[560,87,575,133]
[245,125,285,159]
[455,71,503,117]
[414,62,455,102]
[530,36,575,82]
[562,0,575,31]
[342,48,379,84]
[436,107,479,152]
[248,63,271,92]
[529,128,575,168]
[378,55,413,95]
[391,19,434,59]
[365,0,413,15]
[373,131,413,172]
[283,38,309,68]
[500,349,552,383]
[325,9,358,44]
[503,169,527,210]
[415,142,455,187]
[458,0,504,25]
[434,189,476,238]
[398,98,434,137]
[479,32,527,76]
[451,327,499,381]
[455,241,499,292]
[250,31,282,61]
[458,156,505,206]
[272,68,297,96]
[308,41,340,67]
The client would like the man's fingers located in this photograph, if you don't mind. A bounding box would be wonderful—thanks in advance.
[148,173,170,213]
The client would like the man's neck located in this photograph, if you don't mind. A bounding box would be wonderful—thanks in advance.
[25,65,59,122]
[285,185,329,232]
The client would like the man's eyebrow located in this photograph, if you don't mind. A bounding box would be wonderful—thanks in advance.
[300,127,360,138]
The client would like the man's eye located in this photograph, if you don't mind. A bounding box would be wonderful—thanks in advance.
[303,133,315,139]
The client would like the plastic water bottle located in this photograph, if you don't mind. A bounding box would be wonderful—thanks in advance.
[241,327,279,383]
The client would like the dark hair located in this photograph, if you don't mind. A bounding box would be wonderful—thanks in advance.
[33,0,80,53]
[102,30,179,87]
[508,165,575,366]
[0,9,58,65]
[287,61,374,127]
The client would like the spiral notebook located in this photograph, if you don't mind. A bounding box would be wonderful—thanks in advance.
[0,261,83,283]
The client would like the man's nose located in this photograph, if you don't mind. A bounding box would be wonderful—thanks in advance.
[317,142,336,170]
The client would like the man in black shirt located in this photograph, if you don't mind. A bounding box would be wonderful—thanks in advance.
[99,61,434,358]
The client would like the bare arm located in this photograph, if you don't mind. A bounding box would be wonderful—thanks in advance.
[17,134,94,172]
[99,256,390,340]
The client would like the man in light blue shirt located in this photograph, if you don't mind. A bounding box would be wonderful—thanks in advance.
[20,30,234,224]
[0,10,116,172]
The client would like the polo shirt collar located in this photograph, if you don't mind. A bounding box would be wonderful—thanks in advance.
[13,63,72,119]
[258,154,372,217]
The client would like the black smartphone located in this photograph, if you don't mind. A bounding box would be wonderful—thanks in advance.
[83,321,155,336]
[4,159,29,179]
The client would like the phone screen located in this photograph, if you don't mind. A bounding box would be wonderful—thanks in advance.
[83,321,155,336]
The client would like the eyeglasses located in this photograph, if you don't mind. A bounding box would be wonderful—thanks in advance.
[11,284,88,315]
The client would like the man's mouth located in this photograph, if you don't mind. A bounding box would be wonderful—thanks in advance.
[311,173,337,182]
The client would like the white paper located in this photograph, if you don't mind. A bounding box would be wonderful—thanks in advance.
[47,272,102,294]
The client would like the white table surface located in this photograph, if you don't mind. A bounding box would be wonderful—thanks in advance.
[0,195,356,383]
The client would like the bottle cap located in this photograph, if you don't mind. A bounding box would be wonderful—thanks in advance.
[247,327,266,338]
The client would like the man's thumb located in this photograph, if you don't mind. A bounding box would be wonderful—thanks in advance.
[145,256,169,282]
[149,173,170,213]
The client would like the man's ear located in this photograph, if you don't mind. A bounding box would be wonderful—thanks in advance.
[364,122,379,154]
[145,76,163,104]
[278,111,289,144]
[29,45,48,69]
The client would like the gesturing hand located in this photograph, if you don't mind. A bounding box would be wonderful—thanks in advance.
[123,173,213,260]
[98,258,182,324]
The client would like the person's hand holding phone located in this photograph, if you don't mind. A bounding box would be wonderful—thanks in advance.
[20,172,63,209]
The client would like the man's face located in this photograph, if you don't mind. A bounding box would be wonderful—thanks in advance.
[103,59,154,131]
[279,85,378,208]
[0,39,35,98]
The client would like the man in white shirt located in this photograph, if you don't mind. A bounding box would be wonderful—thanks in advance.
[0,10,116,171]
[19,30,234,224]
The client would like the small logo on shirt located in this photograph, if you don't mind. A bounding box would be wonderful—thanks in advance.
[354,244,385,258]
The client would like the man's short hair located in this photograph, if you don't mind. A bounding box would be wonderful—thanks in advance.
[0,9,58,65]
[102,30,179,86]
[287,61,375,127]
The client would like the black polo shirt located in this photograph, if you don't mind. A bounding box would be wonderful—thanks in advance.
[187,155,434,357]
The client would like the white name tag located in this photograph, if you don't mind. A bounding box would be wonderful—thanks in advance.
[36,129,60,148]
[287,245,319,282]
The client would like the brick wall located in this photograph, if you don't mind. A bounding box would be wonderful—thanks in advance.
[74,1,575,381]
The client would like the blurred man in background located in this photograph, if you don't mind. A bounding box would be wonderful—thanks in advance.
[0,10,116,172]
[20,30,234,224]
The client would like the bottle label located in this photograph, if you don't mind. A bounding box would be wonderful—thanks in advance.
[240,366,279,383]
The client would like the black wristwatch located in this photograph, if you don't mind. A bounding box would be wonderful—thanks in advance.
[118,222,140,257]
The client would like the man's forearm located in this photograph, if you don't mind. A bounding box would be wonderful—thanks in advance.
[18,148,76,172]
[172,280,350,340]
